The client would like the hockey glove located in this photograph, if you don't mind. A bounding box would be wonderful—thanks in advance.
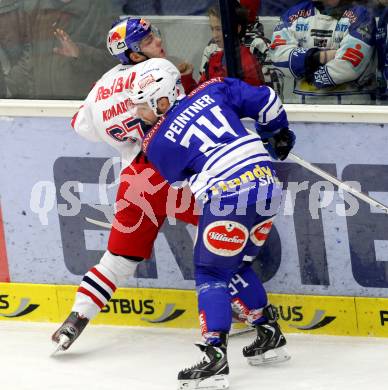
[304,48,321,84]
[262,127,295,161]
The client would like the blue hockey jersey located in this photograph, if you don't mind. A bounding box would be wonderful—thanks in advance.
[142,78,288,206]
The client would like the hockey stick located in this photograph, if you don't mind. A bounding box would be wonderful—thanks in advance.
[229,326,255,338]
[85,153,388,223]
[288,152,388,214]
[85,216,111,229]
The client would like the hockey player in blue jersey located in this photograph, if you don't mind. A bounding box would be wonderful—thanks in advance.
[128,58,295,390]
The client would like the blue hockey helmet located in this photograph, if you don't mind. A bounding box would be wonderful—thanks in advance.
[107,17,152,64]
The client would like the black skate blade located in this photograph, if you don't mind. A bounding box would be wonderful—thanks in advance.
[178,374,229,390]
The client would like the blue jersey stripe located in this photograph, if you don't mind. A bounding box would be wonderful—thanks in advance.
[189,138,261,188]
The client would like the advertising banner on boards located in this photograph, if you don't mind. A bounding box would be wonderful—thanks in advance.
[1,116,388,297]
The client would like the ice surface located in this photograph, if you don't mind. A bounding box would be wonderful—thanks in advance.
[1,322,387,390]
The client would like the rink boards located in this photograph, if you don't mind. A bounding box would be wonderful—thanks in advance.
[0,282,387,338]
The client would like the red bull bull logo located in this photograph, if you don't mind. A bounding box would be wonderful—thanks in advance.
[110,32,121,42]
[109,24,127,43]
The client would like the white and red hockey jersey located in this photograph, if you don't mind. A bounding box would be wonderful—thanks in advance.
[71,59,185,169]
[269,1,376,103]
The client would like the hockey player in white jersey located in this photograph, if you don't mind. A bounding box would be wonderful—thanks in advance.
[51,17,199,352]
[128,58,295,389]
[270,0,376,104]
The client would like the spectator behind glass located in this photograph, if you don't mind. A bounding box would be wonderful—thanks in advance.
[269,0,377,104]
[179,1,265,92]
[24,0,118,99]
[376,0,388,100]
[243,0,287,99]
[0,0,33,98]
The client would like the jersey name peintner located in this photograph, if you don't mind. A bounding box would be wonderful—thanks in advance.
[165,94,215,143]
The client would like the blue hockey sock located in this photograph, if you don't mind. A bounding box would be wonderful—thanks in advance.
[229,263,268,325]
[195,265,234,344]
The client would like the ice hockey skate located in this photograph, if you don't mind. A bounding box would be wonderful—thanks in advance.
[178,337,229,390]
[51,311,89,355]
[242,320,290,365]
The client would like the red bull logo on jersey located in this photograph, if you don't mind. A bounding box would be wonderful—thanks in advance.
[203,221,248,257]
[95,74,137,102]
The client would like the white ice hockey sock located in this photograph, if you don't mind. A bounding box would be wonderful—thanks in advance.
[72,251,139,320]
